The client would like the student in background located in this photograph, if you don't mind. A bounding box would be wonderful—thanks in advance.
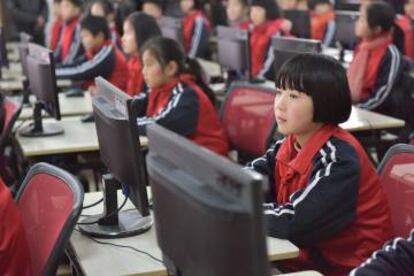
[56,15,128,92]
[49,0,64,51]
[308,0,335,47]
[180,0,212,58]
[278,0,300,11]
[396,0,414,59]
[246,53,392,275]
[122,12,162,96]
[142,0,164,21]
[0,176,32,275]
[226,0,249,27]
[54,0,84,65]
[242,0,291,80]
[90,0,122,50]
[134,37,228,156]
[347,1,403,112]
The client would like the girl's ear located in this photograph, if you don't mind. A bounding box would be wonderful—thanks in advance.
[165,61,179,78]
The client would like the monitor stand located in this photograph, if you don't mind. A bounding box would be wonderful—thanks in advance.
[18,102,64,137]
[78,174,153,238]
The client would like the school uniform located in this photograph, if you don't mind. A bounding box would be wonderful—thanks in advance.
[126,56,145,96]
[0,178,32,275]
[110,26,123,50]
[49,17,63,51]
[347,34,403,113]
[56,40,128,91]
[182,10,211,58]
[54,16,84,65]
[350,229,414,276]
[242,19,289,80]
[134,74,229,156]
[396,15,414,60]
[310,10,336,47]
[247,124,393,275]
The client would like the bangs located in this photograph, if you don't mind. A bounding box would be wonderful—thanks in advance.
[275,58,310,95]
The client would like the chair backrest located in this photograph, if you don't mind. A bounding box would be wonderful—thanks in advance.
[220,82,276,159]
[15,162,84,276]
[377,144,414,238]
[0,97,22,152]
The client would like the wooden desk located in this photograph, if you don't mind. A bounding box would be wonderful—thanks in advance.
[69,191,299,276]
[18,92,93,120]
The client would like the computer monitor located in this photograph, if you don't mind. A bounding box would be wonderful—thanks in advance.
[335,0,360,11]
[18,43,63,137]
[216,25,251,81]
[334,10,360,50]
[17,32,33,104]
[283,10,311,39]
[159,16,184,46]
[0,27,9,79]
[78,77,152,238]
[146,124,269,276]
[272,37,322,77]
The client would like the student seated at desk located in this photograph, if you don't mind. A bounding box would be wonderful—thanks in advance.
[240,0,291,80]
[180,0,212,59]
[54,0,84,65]
[246,53,392,275]
[308,0,335,47]
[142,0,164,21]
[122,12,162,96]
[226,0,249,27]
[49,0,63,51]
[0,176,32,275]
[396,0,414,60]
[134,37,229,156]
[56,15,128,92]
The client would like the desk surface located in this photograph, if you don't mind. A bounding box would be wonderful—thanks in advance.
[18,92,93,120]
[198,58,221,79]
[0,78,71,91]
[70,191,299,276]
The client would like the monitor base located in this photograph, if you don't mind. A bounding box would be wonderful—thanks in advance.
[19,122,64,137]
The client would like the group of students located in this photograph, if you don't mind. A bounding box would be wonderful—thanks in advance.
[2,0,414,275]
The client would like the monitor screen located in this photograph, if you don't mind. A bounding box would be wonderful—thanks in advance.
[283,10,311,39]
[78,77,152,238]
[146,124,269,276]
[159,16,184,46]
[335,0,360,11]
[0,27,9,68]
[334,10,360,50]
[18,43,63,137]
[216,25,251,80]
[272,37,322,77]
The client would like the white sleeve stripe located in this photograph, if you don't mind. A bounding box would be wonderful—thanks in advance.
[358,45,400,110]
[189,17,203,58]
[258,37,277,78]
[57,45,113,76]
[323,21,336,47]
[64,24,82,64]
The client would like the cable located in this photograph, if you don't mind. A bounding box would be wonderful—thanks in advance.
[73,228,164,264]
[82,198,103,209]
[77,196,128,225]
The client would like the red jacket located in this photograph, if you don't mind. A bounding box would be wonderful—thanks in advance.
[182,10,211,58]
[248,125,392,275]
[136,75,229,156]
[55,16,83,64]
[49,17,63,51]
[396,15,414,59]
[310,10,335,46]
[0,178,32,275]
[126,56,145,96]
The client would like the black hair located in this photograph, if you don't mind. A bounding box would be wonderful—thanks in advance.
[275,53,351,124]
[81,15,110,40]
[365,1,395,32]
[62,0,83,7]
[90,0,115,16]
[140,37,216,105]
[125,12,162,51]
[307,0,332,11]
[251,0,281,20]
[191,0,206,10]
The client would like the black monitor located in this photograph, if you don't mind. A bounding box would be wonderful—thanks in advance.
[146,124,269,276]
[283,10,311,39]
[79,77,152,238]
[0,27,9,79]
[272,37,322,76]
[335,0,360,11]
[17,32,33,105]
[19,43,63,137]
[159,16,184,46]
[216,25,251,81]
[334,10,360,50]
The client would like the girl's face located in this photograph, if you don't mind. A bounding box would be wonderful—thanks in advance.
[143,2,163,20]
[142,50,174,88]
[274,88,321,145]
[250,6,267,26]
[60,0,80,21]
[226,0,248,23]
[180,0,194,14]
[355,6,375,39]
[122,20,138,55]
[90,3,105,17]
